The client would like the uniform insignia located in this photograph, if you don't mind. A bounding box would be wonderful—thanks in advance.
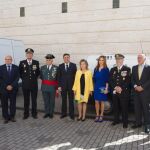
[24,70,26,73]
[121,71,127,77]
[52,67,57,78]
[32,65,37,70]
[22,63,26,68]
[113,71,116,75]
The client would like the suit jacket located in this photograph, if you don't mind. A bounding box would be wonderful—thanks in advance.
[19,59,40,90]
[72,70,93,102]
[40,65,58,92]
[58,62,77,90]
[132,64,150,98]
[0,64,19,94]
[109,65,131,97]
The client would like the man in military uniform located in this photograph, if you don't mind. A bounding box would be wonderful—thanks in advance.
[19,48,40,119]
[40,54,58,118]
[109,54,131,128]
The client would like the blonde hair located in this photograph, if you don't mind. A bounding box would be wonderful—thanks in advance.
[80,59,88,70]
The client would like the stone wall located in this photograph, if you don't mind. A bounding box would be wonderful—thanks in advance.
[0,0,150,65]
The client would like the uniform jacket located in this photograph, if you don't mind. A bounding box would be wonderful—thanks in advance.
[0,64,19,93]
[72,70,94,102]
[40,65,58,92]
[58,62,77,90]
[109,65,131,97]
[132,64,150,98]
[19,59,40,90]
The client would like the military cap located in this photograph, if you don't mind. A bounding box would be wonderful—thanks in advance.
[115,54,125,59]
[25,48,34,53]
[45,54,55,59]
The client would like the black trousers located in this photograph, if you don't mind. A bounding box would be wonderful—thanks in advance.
[113,94,129,125]
[22,88,38,117]
[61,89,74,118]
[134,94,150,126]
[1,91,17,120]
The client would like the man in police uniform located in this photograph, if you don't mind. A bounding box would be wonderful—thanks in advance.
[109,54,131,128]
[40,54,58,118]
[19,48,40,119]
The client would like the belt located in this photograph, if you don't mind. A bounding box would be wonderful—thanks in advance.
[42,80,58,87]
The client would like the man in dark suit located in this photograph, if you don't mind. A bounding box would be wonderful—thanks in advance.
[58,53,77,120]
[109,54,131,128]
[0,55,19,124]
[19,48,40,119]
[132,53,150,134]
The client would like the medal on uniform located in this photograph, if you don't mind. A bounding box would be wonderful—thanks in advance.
[24,70,26,73]
[113,71,116,75]
[121,71,127,80]
[32,65,37,70]
[23,63,26,68]
[52,67,57,78]
[121,71,127,77]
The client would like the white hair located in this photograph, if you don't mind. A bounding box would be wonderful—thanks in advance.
[138,53,146,59]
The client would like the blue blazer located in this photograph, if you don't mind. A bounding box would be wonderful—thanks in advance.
[0,64,20,93]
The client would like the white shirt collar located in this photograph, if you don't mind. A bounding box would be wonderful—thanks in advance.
[117,65,123,70]
[47,64,52,70]
[139,62,145,68]
[27,59,32,63]
[65,63,70,68]
[6,64,12,67]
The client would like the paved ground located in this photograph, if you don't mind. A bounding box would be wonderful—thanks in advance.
[0,109,150,150]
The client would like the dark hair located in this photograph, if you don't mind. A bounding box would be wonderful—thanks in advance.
[80,59,88,70]
[63,53,70,57]
[96,55,107,70]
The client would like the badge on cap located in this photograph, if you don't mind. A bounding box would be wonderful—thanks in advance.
[45,54,55,59]
[25,48,34,53]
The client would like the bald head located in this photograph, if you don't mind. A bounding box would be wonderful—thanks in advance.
[137,53,146,65]
[5,55,12,65]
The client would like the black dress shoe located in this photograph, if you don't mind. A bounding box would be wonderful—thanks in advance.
[43,114,49,118]
[145,128,150,134]
[123,124,128,128]
[111,122,120,126]
[49,115,53,119]
[32,116,38,119]
[11,118,16,122]
[131,124,142,129]
[4,120,9,124]
[70,117,75,120]
[145,125,150,134]
[23,116,29,120]
[60,115,67,119]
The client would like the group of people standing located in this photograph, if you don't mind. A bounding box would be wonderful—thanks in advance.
[0,48,150,134]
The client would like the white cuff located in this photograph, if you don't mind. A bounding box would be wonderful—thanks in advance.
[134,85,137,88]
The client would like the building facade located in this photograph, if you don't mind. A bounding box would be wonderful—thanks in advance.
[0,0,150,65]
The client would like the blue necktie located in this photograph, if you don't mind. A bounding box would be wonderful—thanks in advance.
[7,65,11,77]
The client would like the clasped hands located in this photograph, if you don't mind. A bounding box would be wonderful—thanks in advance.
[114,86,122,94]
[135,86,144,92]
[6,85,13,91]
